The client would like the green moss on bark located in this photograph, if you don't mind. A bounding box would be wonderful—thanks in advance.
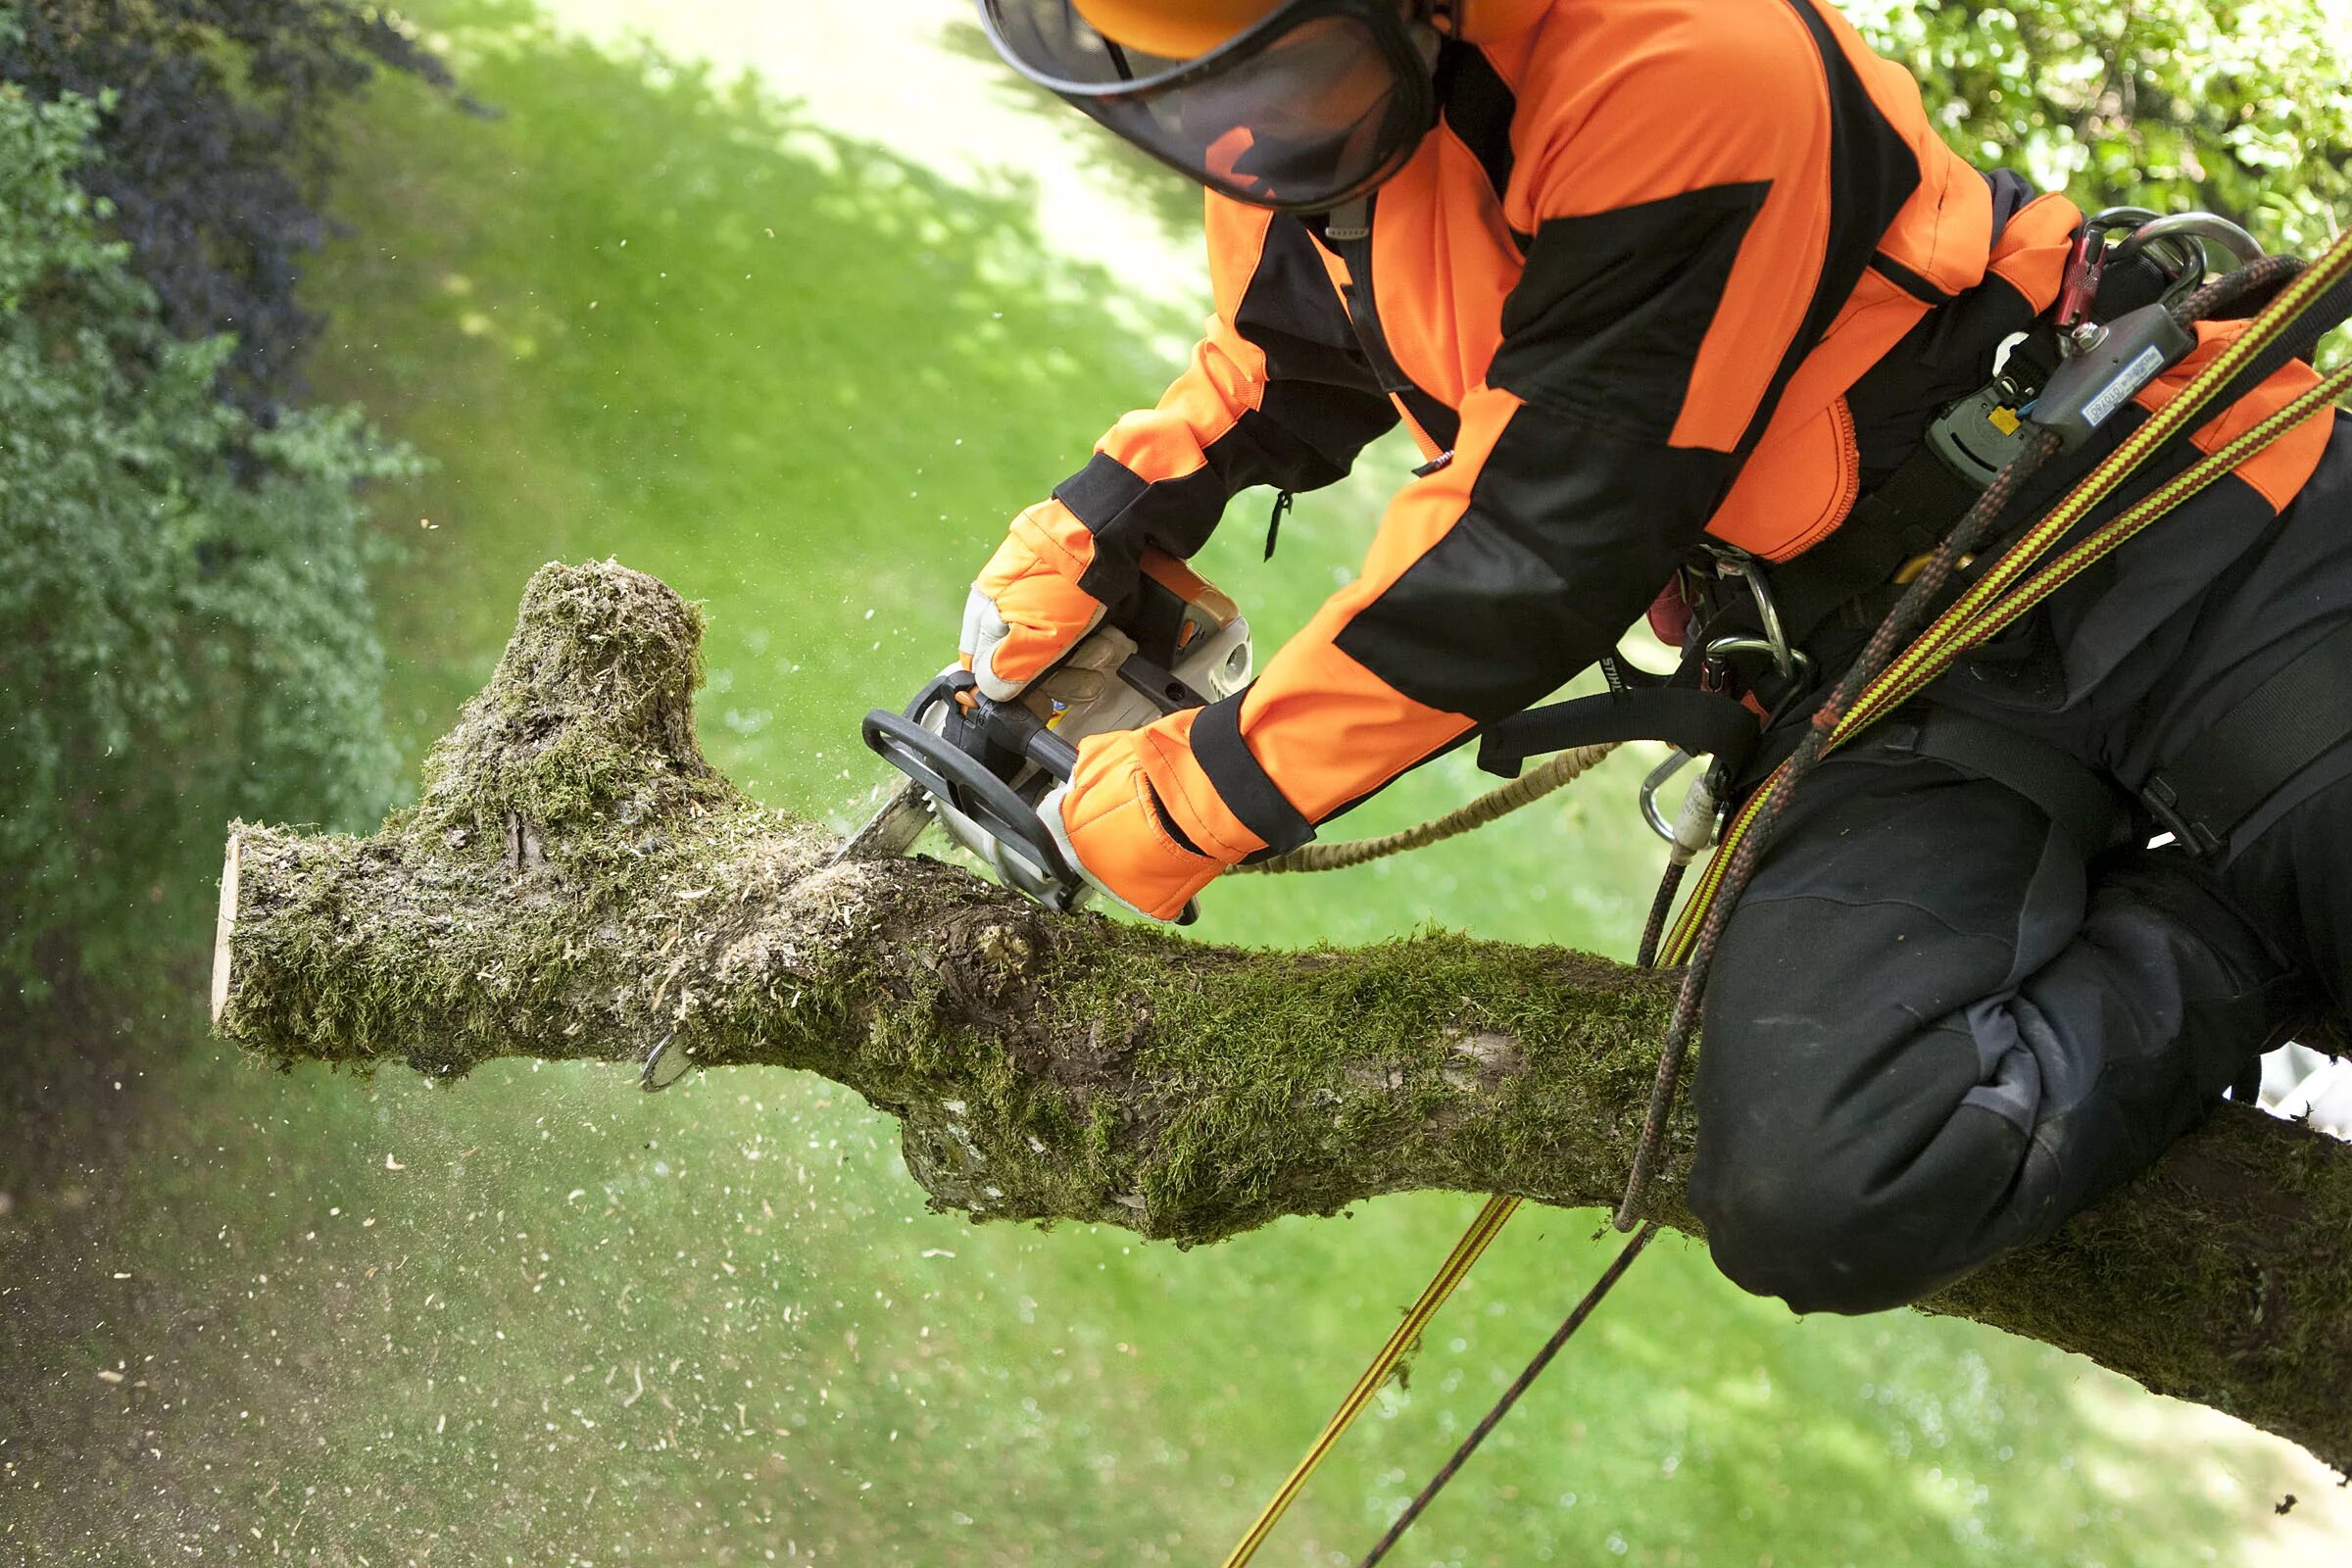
[215,561,2352,1472]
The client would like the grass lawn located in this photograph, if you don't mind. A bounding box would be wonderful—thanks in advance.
[2,2,2334,1563]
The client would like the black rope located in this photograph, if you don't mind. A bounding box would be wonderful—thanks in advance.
[1637,858,1687,970]
[1354,1223,1661,1568]
[1610,421,2063,1232]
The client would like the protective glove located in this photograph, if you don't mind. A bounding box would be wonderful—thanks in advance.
[1040,724,1230,923]
[1016,621,1134,719]
[960,502,1107,702]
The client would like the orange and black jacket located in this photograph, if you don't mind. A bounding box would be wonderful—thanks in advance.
[1022,0,2332,872]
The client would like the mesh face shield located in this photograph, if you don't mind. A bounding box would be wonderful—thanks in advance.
[978,1,1441,214]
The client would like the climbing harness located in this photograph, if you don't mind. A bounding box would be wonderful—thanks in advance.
[1614,238,2352,1236]
[1213,214,2352,1567]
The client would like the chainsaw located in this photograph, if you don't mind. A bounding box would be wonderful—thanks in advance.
[830,559,1252,922]
[629,570,1245,1092]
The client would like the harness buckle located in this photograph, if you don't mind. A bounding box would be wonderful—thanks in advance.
[1926,380,2034,489]
[2142,772,2229,858]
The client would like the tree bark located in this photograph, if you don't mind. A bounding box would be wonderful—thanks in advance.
[213,562,2352,1471]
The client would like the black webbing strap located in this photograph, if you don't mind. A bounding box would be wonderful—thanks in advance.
[2203,263,2352,409]
[1882,707,2132,856]
[2143,618,2352,857]
[1770,445,1984,647]
[1478,687,1760,778]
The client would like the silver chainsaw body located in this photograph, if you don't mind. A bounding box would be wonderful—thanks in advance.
[917,612,1252,906]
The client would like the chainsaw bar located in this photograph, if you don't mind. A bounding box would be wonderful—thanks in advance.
[831,777,934,866]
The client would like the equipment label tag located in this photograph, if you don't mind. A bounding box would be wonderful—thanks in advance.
[2083,345,2169,429]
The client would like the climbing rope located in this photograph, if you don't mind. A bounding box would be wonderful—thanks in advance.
[1611,419,2068,1229]
[1354,1223,1659,1568]
[1217,1194,1521,1568]
[1216,221,2352,1568]
[1234,742,1620,875]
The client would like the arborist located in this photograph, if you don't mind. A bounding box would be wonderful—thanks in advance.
[962,0,2348,1314]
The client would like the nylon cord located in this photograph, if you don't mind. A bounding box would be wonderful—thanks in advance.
[1355,1223,1659,1568]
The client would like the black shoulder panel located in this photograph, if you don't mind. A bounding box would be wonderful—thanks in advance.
[1491,181,1770,445]
[1743,0,1924,452]
[1238,216,1403,469]
[1332,399,1732,719]
[1434,41,1531,252]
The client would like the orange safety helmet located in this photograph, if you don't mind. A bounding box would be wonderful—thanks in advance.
[977,1,1542,213]
[1071,0,1291,60]
[1072,1,1547,57]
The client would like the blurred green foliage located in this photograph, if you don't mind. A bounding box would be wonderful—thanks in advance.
[1850,0,2350,252]
[0,0,455,412]
[0,79,415,996]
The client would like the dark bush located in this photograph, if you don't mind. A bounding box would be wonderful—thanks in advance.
[0,82,415,998]
[0,0,456,414]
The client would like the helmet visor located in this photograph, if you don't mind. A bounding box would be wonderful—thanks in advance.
[978,0,1437,214]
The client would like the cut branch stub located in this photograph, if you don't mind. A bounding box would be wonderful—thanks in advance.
[211,560,2352,1473]
[406,557,733,858]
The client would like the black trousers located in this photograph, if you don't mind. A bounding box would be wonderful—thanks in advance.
[1688,420,2352,1316]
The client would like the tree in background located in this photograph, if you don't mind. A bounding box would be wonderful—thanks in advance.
[1852,0,2351,253]
[0,0,455,413]
[0,2,453,1004]
[0,77,415,999]
[962,0,2351,256]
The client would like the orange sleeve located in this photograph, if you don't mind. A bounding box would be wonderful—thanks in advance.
[1022,195,1397,607]
[1137,0,1937,859]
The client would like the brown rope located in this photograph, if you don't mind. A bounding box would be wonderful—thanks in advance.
[1610,425,2064,1231]
[1234,742,1620,875]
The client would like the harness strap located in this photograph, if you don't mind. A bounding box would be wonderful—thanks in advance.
[2143,617,2352,857]
[1771,441,1984,647]
[1476,686,1760,778]
[1880,707,2132,856]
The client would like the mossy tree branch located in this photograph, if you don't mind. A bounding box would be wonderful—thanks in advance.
[213,562,2352,1470]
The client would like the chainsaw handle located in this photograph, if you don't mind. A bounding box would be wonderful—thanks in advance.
[981,694,1080,781]
[859,707,1090,912]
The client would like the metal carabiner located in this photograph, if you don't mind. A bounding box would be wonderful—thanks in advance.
[1638,748,1730,858]
[2114,212,2266,280]
[2057,208,2161,331]
[1704,635,1814,694]
[1708,554,1798,680]
[2058,207,2267,333]
[1640,749,1695,845]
